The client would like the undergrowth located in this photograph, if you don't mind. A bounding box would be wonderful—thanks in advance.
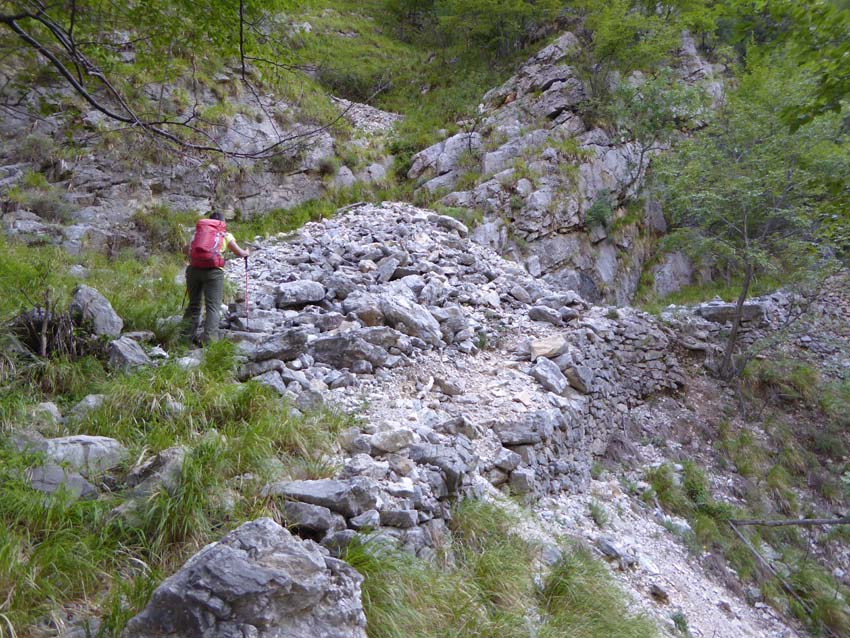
[0,341,350,635]
[646,455,850,636]
[0,234,185,338]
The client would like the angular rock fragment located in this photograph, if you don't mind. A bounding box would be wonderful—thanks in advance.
[264,478,380,518]
[530,335,568,360]
[564,364,593,394]
[509,467,535,494]
[408,442,477,494]
[379,508,418,528]
[69,285,123,336]
[107,336,151,370]
[370,428,415,454]
[276,280,326,308]
[26,463,97,500]
[283,501,347,533]
[379,295,443,347]
[237,328,309,362]
[20,435,127,474]
[252,370,287,395]
[531,357,568,394]
[528,305,562,325]
[311,334,389,370]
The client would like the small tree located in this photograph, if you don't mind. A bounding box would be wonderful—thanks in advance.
[655,57,846,379]
[605,70,707,193]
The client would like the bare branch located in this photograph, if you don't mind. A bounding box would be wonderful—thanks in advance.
[730,517,850,528]
[0,3,382,160]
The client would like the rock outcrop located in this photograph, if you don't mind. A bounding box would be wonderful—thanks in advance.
[0,75,399,254]
[408,32,722,304]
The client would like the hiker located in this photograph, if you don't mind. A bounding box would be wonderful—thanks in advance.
[181,211,249,345]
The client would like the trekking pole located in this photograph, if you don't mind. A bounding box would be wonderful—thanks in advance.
[244,256,250,331]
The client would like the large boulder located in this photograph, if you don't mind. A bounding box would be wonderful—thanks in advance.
[124,518,367,638]
[276,281,327,309]
[236,328,309,362]
[26,463,97,500]
[24,435,127,474]
[530,357,568,394]
[310,334,389,370]
[379,296,443,347]
[696,300,766,325]
[69,285,123,336]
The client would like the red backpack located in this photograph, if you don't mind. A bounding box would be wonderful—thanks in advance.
[190,218,227,268]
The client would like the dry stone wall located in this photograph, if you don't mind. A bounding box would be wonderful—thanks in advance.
[223,202,685,556]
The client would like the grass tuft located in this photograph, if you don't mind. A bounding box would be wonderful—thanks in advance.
[539,543,658,638]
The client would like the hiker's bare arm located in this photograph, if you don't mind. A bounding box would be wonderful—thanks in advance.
[228,240,250,258]
[182,242,190,257]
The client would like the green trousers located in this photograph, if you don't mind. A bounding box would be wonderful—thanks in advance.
[182,266,224,344]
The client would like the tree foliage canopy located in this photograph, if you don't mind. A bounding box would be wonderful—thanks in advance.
[655,54,849,375]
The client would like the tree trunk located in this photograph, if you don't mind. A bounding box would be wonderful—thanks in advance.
[719,263,753,380]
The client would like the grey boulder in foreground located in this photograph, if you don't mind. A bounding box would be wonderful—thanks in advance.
[124,518,367,638]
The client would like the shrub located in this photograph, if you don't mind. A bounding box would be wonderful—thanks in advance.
[317,155,340,177]
[6,184,71,222]
[585,190,615,229]
[19,133,56,163]
[131,204,195,254]
[589,500,609,528]
[21,170,50,189]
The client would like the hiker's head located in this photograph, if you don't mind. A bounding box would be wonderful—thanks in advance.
[209,212,224,221]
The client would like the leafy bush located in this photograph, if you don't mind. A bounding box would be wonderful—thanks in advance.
[6,183,72,222]
[19,133,57,163]
[585,190,615,229]
[21,169,50,189]
[131,204,195,255]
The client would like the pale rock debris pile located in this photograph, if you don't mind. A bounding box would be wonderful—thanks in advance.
[222,201,686,557]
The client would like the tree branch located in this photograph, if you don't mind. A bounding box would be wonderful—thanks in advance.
[0,3,380,160]
[730,517,850,528]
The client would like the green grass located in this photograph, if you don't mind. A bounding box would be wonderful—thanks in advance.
[346,498,658,638]
[589,500,609,528]
[538,543,658,638]
[0,234,185,337]
[0,340,351,635]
